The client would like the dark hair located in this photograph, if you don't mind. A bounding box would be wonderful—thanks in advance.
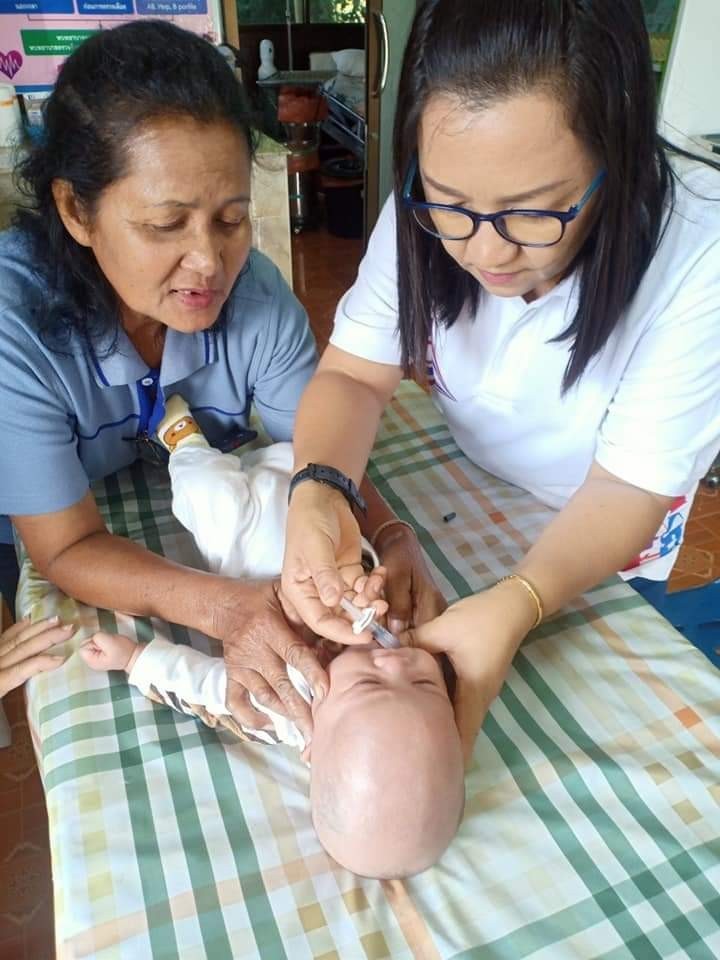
[393,0,719,390]
[14,20,257,347]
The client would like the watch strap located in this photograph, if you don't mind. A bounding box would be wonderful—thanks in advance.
[288,463,367,515]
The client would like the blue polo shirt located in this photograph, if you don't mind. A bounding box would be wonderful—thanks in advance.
[0,229,317,538]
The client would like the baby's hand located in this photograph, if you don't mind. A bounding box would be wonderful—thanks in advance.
[80,632,139,673]
[0,616,69,698]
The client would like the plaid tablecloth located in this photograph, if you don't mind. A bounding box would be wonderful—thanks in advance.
[19,382,720,960]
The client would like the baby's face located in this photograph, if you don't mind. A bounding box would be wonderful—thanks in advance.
[309,645,465,878]
[312,644,451,723]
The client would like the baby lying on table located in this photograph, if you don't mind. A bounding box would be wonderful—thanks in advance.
[81,396,464,879]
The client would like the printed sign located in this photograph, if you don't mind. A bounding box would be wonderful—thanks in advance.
[0,2,217,90]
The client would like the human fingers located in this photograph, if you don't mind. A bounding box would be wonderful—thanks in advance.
[278,582,372,645]
[385,573,413,636]
[261,657,314,745]
[0,622,74,668]
[0,653,65,698]
[350,567,386,603]
[82,632,138,672]
[0,615,66,656]
[283,531,347,609]
[275,633,329,702]
[315,608,384,646]
[0,616,31,651]
[225,677,277,730]
[78,642,114,673]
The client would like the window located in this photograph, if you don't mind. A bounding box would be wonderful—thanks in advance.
[237,0,365,26]
[309,0,365,23]
[237,1,298,26]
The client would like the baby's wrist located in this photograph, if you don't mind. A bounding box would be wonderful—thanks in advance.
[125,643,143,674]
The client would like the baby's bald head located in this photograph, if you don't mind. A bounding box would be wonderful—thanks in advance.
[309,646,464,878]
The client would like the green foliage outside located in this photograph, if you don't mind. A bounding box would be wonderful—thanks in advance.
[309,0,364,23]
[237,0,365,25]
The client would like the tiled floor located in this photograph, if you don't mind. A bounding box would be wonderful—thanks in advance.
[0,685,54,960]
[1,223,717,959]
[668,483,720,592]
[291,224,363,353]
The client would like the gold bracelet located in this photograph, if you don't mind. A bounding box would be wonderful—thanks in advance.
[496,574,544,629]
[370,519,415,549]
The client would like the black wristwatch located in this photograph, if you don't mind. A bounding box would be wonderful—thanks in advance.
[288,463,367,516]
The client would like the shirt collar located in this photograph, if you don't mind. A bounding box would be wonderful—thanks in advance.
[495,269,580,324]
[87,324,218,388]
[160,328,218,388]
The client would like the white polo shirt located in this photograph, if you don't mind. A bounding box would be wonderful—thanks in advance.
[331,162,720,581]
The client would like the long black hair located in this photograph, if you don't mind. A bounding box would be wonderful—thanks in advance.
[14,20,256,347]
[393,0,718,391]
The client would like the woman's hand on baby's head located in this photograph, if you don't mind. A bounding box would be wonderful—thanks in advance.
[80,632,139,673]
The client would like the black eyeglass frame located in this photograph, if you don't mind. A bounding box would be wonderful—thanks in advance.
[401,154,607,248]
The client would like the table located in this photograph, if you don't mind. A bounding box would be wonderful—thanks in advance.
[19,382,720,959]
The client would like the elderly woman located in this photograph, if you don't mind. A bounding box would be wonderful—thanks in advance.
[0,22,443,741]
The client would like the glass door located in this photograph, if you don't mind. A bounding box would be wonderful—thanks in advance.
[364,0,416,239]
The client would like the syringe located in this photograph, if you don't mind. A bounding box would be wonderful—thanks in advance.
[339,596,400,649]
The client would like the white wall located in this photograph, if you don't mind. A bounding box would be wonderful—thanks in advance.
[659,0,720,149]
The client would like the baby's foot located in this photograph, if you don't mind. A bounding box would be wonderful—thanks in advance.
[156,394,208,452]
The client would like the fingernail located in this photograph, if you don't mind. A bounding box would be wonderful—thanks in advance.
[49,615,60,624]
[313,686,326,704]
[61,623,75,631]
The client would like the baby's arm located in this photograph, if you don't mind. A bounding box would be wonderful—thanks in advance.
[81,633,310,748]
[81,632,228,722]
[128,637,228,716]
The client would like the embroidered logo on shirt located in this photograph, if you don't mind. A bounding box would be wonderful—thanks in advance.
[623,496,688,572]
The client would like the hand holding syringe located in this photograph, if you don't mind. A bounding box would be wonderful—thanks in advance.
[339,596,400,649]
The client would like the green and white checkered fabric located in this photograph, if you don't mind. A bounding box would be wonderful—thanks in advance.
[19,382,720,960]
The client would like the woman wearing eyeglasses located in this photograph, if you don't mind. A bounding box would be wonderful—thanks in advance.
[282,0,720,760]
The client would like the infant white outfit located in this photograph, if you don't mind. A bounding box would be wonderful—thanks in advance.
[168,440,294,579]
[127,432,376,747]
[129,636,311,748]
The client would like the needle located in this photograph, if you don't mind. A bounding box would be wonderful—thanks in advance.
[338,597,400,649]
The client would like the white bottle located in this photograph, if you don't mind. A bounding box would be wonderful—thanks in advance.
[257,38,277,80]
[0,84,22,172]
